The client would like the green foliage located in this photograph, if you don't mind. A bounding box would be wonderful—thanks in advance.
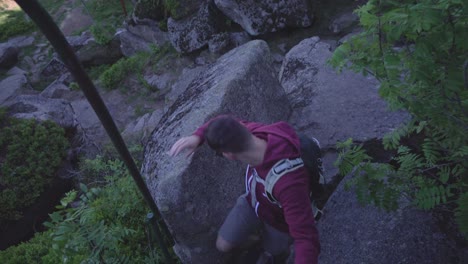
[89,23,114,45]
[162,0,179,16]
[99,54,140,89]
[0,230,57,264]
[0,156,170,263]
[335,139,402,211]
[44,158,163,263]
[0,9,35,41]
[0,113,69,225]
[330,0,468,236]
[69,82,80,91]
[100,44,174,90]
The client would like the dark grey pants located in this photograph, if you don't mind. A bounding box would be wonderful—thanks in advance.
[218,194,291,255]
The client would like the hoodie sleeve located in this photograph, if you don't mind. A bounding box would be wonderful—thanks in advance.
[275,172,320,264]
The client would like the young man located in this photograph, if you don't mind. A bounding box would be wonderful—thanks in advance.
[168,115,320,264]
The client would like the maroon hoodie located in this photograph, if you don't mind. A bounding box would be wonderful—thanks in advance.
[193,117,320,264]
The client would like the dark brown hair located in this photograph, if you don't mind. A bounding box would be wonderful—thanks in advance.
[205,116,252,154]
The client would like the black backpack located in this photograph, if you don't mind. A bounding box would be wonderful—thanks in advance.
[299,134,325,202]
[263,134,325,205]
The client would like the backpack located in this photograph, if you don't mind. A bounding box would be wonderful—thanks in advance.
[263,134,325,207]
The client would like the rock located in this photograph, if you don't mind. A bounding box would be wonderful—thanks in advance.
[119,30,153,57]
[6,66,26,76]
[0,45,19,70]
[127,23,170,46]
[40,57,69,81]
[167,1,224,53]
[40,80,71,99]
[0,74,30,105]
[122,109,164,141]
[66,31,93,51]
[214,0,312,36]
[5,95,76,130]
[144,73,174,94]
[329,12,359,35]
[76,37,123,67]
[165,65,207,107]
[141,40,290,263]
[70,99,100,134]
[7,36,35,48]
[120,22,171,57]
[338,29,362,46]
[279,37,409,148]
[315,173,468,264]
[59,7,93,36]
[208,31,251,54]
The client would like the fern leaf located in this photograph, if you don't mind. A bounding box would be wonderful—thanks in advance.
[422,138,441,165]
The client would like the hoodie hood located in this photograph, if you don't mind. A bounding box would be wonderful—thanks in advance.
[249,121,301,167]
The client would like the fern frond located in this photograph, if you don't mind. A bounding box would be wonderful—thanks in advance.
[383,122,414,150]
[422,138,442,166]
[415,185,451,210]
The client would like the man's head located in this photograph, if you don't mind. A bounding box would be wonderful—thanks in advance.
[205,116,252,156]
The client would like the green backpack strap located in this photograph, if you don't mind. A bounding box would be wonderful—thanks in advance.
[264,157,304,206]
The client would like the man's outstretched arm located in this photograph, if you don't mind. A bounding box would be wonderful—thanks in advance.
[168,135,201,157]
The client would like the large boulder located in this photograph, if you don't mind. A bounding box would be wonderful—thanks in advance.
[141,40,290,263]
[76,37,123,67]
[279,37,408,148]
[66,31,93,51]
[119,23,169,57]
[208,31,251,54]
[6,36,35,48]
[0,74,30,105]
[0,44,19,70]
[214,0,312,36]
[5,95,76,130]
[316,173,468,263]
[167,1,224,53]
[40,57,69,81]
[122,109,164,141]
[127,23,170,45]
[119,30,154,57]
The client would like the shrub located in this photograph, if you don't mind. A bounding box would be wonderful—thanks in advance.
[0,155,173,263]
[330,0,467,236]
[0,230,57,264]
[0,111,69,226]
[44,157,166,263]
[99,45,174,90]
[89,23,114,45]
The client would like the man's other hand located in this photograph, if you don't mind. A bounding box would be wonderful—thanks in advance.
[168,135,201,157]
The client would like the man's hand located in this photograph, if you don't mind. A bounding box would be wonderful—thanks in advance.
[168,135,201,157]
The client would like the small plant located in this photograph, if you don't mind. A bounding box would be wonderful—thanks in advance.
[69,82,80,91]
[89,23,114,45]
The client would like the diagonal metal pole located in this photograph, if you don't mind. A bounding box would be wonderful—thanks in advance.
[14,0,173,262]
